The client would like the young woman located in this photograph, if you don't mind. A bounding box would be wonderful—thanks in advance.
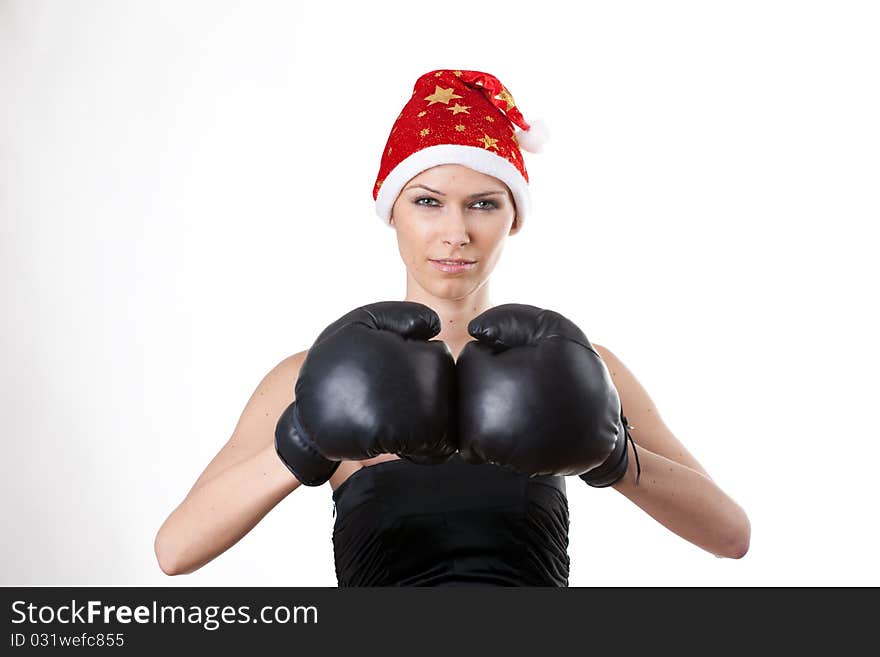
[154,69,750,585]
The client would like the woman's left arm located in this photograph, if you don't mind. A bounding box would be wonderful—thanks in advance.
[594,344,751,559]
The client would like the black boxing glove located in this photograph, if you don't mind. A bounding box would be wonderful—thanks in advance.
[457,303,640,486]
[275,301,458,486]
[578,408,640,488]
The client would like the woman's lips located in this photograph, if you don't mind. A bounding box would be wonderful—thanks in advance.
[429,259,477,274]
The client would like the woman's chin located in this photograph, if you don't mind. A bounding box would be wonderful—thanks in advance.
[421,277,484,300]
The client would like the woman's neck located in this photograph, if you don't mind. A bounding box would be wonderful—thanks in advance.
[403,285,492,359]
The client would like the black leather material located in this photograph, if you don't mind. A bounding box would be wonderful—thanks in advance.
[274,401,340,487]
[457,303,626,477]
[274,301,458,486]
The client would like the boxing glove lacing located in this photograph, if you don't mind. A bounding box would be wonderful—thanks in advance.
[621,411,642,486]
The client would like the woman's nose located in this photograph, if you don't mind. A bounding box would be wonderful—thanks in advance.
[439,207,469,244]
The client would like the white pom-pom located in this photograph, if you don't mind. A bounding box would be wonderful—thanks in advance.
[515,119,549,153]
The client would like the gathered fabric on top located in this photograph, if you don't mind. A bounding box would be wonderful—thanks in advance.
[331,453,570,587]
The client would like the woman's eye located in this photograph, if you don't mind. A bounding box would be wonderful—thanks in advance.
[413,197,498,210]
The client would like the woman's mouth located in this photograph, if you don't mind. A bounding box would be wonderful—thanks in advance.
[429,259,477,274]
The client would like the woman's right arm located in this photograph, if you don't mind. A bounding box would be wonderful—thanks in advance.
[153,350,308,576]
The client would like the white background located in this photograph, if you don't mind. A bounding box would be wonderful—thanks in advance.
[2,0,877,586]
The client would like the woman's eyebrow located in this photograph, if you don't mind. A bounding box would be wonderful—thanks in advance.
[405,184,505,198]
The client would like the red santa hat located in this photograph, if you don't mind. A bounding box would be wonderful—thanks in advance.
[372,69,548,228]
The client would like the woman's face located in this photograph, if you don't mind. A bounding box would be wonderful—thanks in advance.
[390,164,520,300]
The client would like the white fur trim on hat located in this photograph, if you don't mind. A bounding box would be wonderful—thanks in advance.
[375,144,531,228]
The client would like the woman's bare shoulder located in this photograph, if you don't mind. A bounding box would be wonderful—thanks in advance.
[592,341,711,477]
[242,349,309,411]
[279,349,309,375]
[246,348,311,422]
[187,349,311,492]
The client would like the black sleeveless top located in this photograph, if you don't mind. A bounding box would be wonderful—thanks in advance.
[331,454,570,586]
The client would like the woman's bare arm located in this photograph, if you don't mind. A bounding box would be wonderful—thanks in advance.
[612,442,750,558]
[154,351,308,575]
[154,442,300,575]
[594,344,751,559]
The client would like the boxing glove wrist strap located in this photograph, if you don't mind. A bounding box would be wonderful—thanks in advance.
[275,401,340,487]
[580,411,641,488]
